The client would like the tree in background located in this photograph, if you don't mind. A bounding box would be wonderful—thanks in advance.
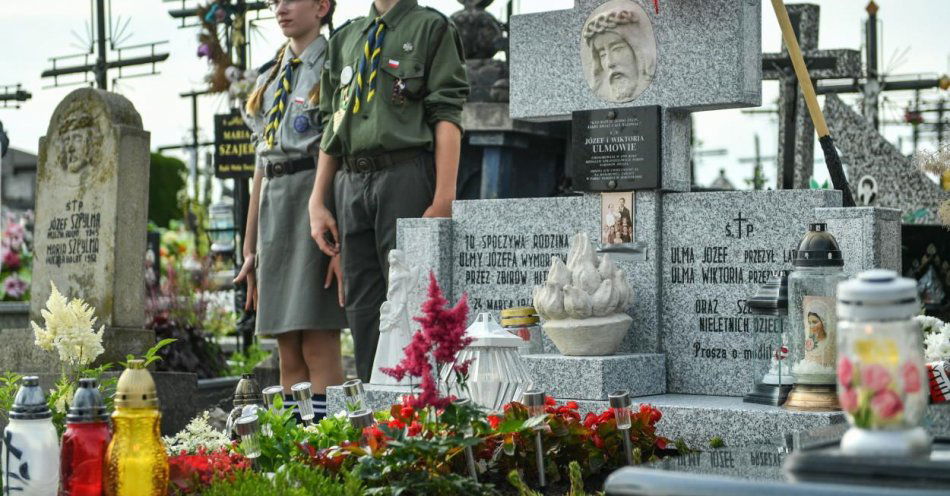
[150,152,187,228]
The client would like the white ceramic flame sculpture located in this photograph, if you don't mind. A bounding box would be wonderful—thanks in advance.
[370,250,421,385]
[533,233,634,355]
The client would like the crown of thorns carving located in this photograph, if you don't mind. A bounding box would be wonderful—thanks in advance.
[583,9,640,42]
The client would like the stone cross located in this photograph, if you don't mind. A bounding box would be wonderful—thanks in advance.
[761,3,862,190]
[1,88,155,372]
[510,0,762,192]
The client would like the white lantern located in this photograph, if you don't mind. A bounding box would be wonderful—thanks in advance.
[440,313,533,411]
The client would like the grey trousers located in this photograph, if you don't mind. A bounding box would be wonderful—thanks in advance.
[334,152,435,382]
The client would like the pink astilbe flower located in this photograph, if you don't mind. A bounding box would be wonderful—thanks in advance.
[380,273,470,410]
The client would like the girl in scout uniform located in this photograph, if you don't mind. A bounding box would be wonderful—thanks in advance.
[307,0,470,382]
[236,0,343,421]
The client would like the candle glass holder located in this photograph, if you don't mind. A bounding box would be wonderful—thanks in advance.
[521,390,547,487]
[609,391,634,465]
[342,379,367,414]
[291,382,315,424]
[235,415,262,459]
[744,271,794,406]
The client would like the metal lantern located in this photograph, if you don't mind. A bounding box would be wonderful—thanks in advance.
[522,390,547,488]
[785,223,847,411]
[227,374,263,436]
[440,313,533,411]
[837,270,932,457]
[292,382,315,424]
[609,390,634,465]
[262,385,284,409]
[744,271,794,406]
[348,409,377,453]
[342,379,367,414]
[236,415,262,459]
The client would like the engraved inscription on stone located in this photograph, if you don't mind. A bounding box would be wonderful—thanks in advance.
[580,0,657,103]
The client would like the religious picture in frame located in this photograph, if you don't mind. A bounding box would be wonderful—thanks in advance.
[601,191,634,245]
[580,0,658,103]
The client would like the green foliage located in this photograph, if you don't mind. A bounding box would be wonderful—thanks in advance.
[0,372,23,423]
[808,178,831,190]
[199,464,365,496]
[122,338,177,368]
[304,412,362,451]
[709,436,725,449]
[243,397,310,472]
[149,153,187,228]
[226,342,271,377]
[507,470,542,496]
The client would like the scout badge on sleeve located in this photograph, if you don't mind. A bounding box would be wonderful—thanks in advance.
[293,114,310,133]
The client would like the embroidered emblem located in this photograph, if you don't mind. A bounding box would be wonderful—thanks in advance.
[403,42,414,53]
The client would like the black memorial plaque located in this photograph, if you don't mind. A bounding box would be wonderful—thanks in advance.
[214,109,256,179]
[571,106,661,191]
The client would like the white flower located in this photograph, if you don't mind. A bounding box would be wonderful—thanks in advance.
[924,325,950,362]
[915,315,946,335]
[31,283,105,367]
[163,411,231,455]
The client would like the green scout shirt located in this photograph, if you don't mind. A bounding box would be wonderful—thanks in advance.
[319,0,469,157]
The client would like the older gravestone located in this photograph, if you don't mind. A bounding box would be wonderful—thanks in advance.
[0,88,154,371]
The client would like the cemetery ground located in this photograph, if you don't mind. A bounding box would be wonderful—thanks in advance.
[3,0,950,495]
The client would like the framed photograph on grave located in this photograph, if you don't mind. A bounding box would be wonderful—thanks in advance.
[572,106,661,191]
[213,109,256,179]
[601,191,634,245]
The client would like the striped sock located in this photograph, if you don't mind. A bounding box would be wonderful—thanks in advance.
[312,393,327,422]
[283,394,302,423]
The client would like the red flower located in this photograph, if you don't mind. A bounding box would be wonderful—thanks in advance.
[870,389,903,419]
[388,419,406,430]
[901,362,922,394]
[862,364,893,393]
[838,357,854,386]
[565,401,579,410]
[839,386,859,413]
[544,395,556,406]
[592,434,605,450]
[488,414,502,430]
[583,412,598,429]
[408,421,423,436]
[655,437,668,450]
[400,406,415,420]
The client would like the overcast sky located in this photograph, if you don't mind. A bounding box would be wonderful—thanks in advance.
[1,0,947,189]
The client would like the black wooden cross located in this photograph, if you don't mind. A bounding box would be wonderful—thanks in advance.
[0,84,32,110]
[41,0,169,90]
[762,3,862,190]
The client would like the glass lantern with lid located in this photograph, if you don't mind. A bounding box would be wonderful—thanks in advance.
[785,223,847,411]
[744,271,794,406]
[837,270,932,457]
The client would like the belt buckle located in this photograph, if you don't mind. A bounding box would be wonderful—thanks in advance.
[272,162,286,177]
[355,157,372,173]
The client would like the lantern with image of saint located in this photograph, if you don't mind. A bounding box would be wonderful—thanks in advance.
[837,270,932,457]
[744,271,794,406]
[439,312,532,410]
[784,223,847,411]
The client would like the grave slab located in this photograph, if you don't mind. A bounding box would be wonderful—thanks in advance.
[510,0,761,120]
[816,207,902,274]
[522,353,666,400]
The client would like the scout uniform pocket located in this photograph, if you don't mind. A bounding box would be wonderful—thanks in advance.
[380,58,425,105]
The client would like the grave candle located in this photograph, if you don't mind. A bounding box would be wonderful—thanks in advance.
[227,374,263,438]
[837,270,932,457]
[522,390,547,488]
[785,223,846,411]
[105,360,169,496]
[60,378,111,496]
[2,376,60,495]
[501,307,544,355]
[744,271,794,406]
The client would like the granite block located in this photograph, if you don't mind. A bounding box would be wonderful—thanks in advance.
[522,353,666,400]
[661,190,843,396]
[815,207,902,274]
[0,326,155,374]
[825,93,949,224]
[571,394,845,448]
[510,0,761,120]
[396,217,455,323]
[0,302,28,330]
[450,192,662,354]
[326,383,412,417]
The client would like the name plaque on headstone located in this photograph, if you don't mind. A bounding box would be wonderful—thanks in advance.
[214,110,255,179]
[571,106,661,191]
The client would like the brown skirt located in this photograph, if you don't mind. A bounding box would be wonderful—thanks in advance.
[256,168,347,335]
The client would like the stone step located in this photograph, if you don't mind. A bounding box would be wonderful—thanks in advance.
[522,353,666,401]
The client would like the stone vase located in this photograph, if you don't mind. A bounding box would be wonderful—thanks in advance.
[542,313,632,356]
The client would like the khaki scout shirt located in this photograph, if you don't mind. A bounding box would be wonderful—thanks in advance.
[244,36,327,167]
[319,0,469,157]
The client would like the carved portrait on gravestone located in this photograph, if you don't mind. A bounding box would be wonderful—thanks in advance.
[580,0,657,103]
[56,112,102,174]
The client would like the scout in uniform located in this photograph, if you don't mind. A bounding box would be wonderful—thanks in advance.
[308,0,470,382]
[236,0,344,421]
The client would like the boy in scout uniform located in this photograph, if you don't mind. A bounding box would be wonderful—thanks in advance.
[308,0,469,382]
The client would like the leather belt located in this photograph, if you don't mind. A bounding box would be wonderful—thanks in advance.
[264,157,315,179]
[342,148,426,173]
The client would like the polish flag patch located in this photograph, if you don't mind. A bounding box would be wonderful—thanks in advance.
[387,59,400,69]
[293,97,305,104]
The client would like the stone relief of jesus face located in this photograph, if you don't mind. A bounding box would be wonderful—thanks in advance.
[592,31,640,101]
[59,127,96,173]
